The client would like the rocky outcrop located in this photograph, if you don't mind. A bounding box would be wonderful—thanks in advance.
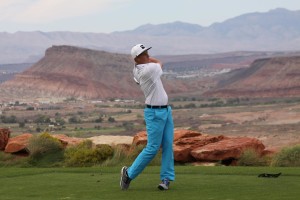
[2,133,84,155]
[0,45,198,100]
[0,128,10,150]
[174,130,202,141]
[2,129,267,165]
[132,129,266,164]
[174,134,226,162]
[190,137,265,162]
[52,134,84,147]
[204,56,300,98]
[4,133,33,153]
[132,131,148,146]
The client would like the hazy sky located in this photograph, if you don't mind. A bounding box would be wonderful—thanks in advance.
[0,0,299,33]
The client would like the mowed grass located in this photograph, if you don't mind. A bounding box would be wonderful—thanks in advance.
[0,166,300,200]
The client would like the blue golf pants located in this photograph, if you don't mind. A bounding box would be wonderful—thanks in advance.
[127,106,175,181]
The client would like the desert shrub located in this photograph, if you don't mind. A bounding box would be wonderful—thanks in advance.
[102,145,129,166]
[102,144,162,167]
[19,121,26,128]
[184,103,196,108]
[0,151,14,162]
[271,145,300,167]
[122,122,134,131]
[0,151,28,167]
[237,149,270,166]
[64,140,113,167]
[27,132,64,166]
[124,144,162,166]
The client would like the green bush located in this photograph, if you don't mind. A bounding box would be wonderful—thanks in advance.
[237,149,270,166]
[64,140,113,167]
[271,145,300,167]
[27,132,64,166]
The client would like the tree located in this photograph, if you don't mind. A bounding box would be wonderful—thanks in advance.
[55,118,66,126]
[0,115,17,123]
[108,117,115,123]
[19,121,26,128]
[34,115,51,124]
[122,122,134,131]
[26,106,34,110]
[95,116,103,123]
[69,116,81,124]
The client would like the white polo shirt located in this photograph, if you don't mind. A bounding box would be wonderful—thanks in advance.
[133,63,168,105]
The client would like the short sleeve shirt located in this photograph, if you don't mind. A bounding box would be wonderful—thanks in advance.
[133,63,168,105]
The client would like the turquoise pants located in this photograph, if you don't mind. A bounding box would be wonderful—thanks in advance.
[127,106,175,181]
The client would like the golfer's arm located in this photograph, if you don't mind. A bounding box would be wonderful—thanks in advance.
[149,57,163,68]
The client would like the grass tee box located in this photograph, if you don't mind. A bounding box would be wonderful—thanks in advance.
[0,166,300,200]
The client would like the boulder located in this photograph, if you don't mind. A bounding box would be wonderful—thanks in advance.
[0,128,10,150]
[4,133,33,153]
[132,129,202,146]
[262,147,278,156]
[174,134,226,162]
[132,131,147,146]
[174,130,202,141]
[191,137,265,162]
[131,130,267,164]
[52,134,84,147]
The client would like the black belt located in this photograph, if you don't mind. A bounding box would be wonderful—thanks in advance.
[146,104,168,109]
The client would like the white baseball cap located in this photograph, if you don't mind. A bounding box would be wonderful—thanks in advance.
[131,44,152,58]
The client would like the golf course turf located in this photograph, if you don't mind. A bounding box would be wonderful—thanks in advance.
[1,166,299,200]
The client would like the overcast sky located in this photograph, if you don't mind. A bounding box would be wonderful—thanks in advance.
[0,0,299,33]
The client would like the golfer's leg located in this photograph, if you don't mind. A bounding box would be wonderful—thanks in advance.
[127,108,164,180]
[160,107,175,181]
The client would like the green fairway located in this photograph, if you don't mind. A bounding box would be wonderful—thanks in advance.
[0,166,299,200]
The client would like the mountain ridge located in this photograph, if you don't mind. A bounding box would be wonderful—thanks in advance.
[0,45,202,100]
[1,45,300,101]
[1,8,300,64]
[203,56,300,98]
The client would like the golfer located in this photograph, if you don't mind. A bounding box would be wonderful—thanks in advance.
[120,44,175,190]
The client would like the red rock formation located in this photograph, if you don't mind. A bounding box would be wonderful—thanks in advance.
[204,56,300,98]
[190,137,265,162]
[174,135,226,162]
[4,133,33,153]
[174,130,202,141]
[132,129,202,147]
[0,128,10,150]
[0,45,199,100]
[4,133,84,155]
[52,134,84,147]
[132,130,266,164]
[132,131,147,146]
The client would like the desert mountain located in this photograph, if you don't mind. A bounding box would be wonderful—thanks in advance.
[0,45,202,100]
[1,45,300,100]
[1,8,300,64]
[203,56,300,98]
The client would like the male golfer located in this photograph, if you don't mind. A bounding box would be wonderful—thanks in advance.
[120,44,175,190]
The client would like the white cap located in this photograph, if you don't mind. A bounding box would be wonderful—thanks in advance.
[131,44,152,58]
